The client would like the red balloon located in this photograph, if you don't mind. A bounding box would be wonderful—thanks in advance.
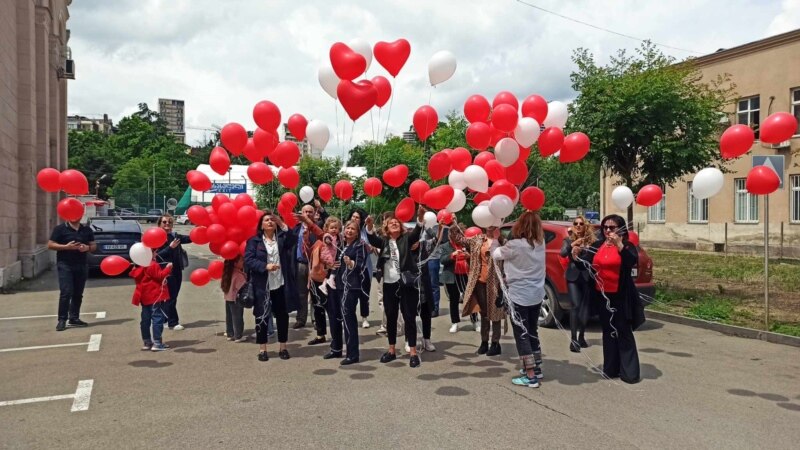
[278,167,300,189]
[506,160,529,186]
[217,202,238,227]
[208,260,224,280]
[253,128,278,157]
[239,241,248,256]
[538,127,564,157]
[187,170,212,191]
[247,162,273,185]
[142,227,168,249]
[518,145,531,162]
[745,166,780,195]
[464,226,482,238]
[100,255,130,276]
[760,112,798,144]
[428,152,452,181]
[423,185,454,210]
[209,146,231,175]
[189,226,210,245]
[627,231,640,247]
[334,180,353,201]
[560,132,591,163]
[436,210,454,225]
[280,192,297,208]
[373,39,411,77]
[394,197,415,222]
[413,105,439,141]
[484,160,506,182]
[408,180,430,203]
[209,241,224,256]
[226,226,246,244]
[187,205,210,226]
[449,147,472,172]
[59,169,89,195]
[719,124,755,159]
[337,80,377,121]
[473,151,495,167]
[492,91,519,110]
[206,224,227,244]
[237,205,258,228]
[287,114,308,141]
[489,179,518,201]
[371,76,392,107]
[253,100,281,131]
[220,240,240,260]
[464,95,491,123]
[636,184,664,207]
[270,141,300,168]
[491,104,518,133]
[220,122,247,156]
[57,198,84,221]
[242,138,264,163]
[521,95,548,123]
[330,42,367,80]
[473,192,491,205]
[233,193,255,209]
[36,168,61,192]
[364,177,383,197]
[520,187,545,211]
[466,122,491,150]
[488,124,506,148]
[190,268,211,286]
[383,164,409,187]
[318,183,333,203]
[212,193,230,211]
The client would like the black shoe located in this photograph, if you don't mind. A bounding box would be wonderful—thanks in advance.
[56,320,66,332]
[258,351,269,362]
[340,356,359,365]
[68,319,88,327]
[308,336,326,345]
[621,376,641,384]
[569,341,581,353]
[379,352,397,363]
[578,336,589,348]
[292,322,306,329]
[409,355,421,368]
[477,341,489,355]
[431,310,439,318]
[278,349,290,360]
[486,342,501,356]
[323,351,342,359]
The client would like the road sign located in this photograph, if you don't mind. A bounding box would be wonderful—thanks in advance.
[209,182,246,194]
[752,155,784,188]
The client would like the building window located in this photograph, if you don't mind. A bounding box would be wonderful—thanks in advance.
[791,175,800,223]
[648,192,666,223]
[734,178,758,223]
[688,182,708,223]
[737,96,760,139]
[792,88,800,136]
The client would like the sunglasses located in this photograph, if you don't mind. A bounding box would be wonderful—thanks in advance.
[602,225,619,231]
[160,220,173,224]
[573,221,584,226]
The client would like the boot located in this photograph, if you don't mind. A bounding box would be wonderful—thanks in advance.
[486,342,501,356]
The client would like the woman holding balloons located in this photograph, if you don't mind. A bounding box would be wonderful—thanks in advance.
[560,215,595,353]
[154,214,192,331]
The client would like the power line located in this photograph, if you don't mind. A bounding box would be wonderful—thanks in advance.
[515,0,704,55]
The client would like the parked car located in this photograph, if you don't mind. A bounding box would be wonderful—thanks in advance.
[175,214,190,225]
[87,217,143,273]
[145,209,164,223]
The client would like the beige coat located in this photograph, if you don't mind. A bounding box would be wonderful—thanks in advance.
[455,233,505,322]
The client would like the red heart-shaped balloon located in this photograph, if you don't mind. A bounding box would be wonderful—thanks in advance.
[329,42,366,81]
[371,76,392,108]
[337,80,377,121]
[373,39,411,77]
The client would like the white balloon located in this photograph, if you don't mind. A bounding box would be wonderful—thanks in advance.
[463,165,489,193]
[318,66,339,99]
[611,186,634,210]
[543,101,568,128]
[446,189,467,212]
[306,120,330,150]
[129,243,153,267]
[489,194,514,218]
[299,186,315,203]
[514,117,541,147]
[423,211,437,229]
[478,200,490,207]
[448,170,467,190]
[428,50,457,86]
[348,38,372,73]
[692,167,724,200]
[472,205,495,228]
[494,138,520,167]
[491,217,504,228]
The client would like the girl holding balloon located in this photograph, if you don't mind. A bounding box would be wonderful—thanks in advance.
[129,257,173,352]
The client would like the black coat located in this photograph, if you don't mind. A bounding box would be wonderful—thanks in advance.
[582,241,645,330]
[155,232,192,272]
[244,230,300,313]
[332,238,369,294]
[560,238,591,283]
[367,223,423,279]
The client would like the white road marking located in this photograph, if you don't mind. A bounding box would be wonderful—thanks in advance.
[0,334,102,353]
[0,379,94,412]
[87,334,102,352]
[95,311,106,319]
[0,312,107,321]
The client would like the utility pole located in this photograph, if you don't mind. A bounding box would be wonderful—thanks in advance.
[152,164,156,210]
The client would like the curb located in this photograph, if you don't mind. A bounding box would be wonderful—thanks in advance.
[644,310,800,348]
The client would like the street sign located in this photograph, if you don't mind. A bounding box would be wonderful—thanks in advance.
[752,155,784,188]
[209,182,246,194]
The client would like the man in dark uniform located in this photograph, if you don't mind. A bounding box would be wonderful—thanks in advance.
[47,217,96,331]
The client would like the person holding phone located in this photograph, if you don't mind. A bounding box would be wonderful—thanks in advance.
[48,217,96,331]
[155,214,192,330]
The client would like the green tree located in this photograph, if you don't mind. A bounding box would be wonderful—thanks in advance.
[568,41,735,222]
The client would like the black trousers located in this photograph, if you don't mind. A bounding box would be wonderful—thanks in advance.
[383,282,419,348]
[164,270,182,327]
[310,281,327,336]
[56,261,88,321]
[444,274,467,324]
[255,288,288,344]
[359,275,371,318]
[511,302,542,357]
[599,291,640,382]
[568,279,590,341]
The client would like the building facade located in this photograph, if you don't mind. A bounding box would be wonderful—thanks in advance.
[0,0,73,287]
[158,97,185,144]
[282,123,313,157]
[67,113,113,134]
[600,29,800,257]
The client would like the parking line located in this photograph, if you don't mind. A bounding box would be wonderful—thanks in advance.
[0,334,102,353]
[0,312,107,321]
[0,379,94,412]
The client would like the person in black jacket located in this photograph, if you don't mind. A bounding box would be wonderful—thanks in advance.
[560,215,596,352]
[365,206,426,368]
[155,214,192,330]
[578,214,644,384]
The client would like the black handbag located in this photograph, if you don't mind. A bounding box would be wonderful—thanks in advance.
[236,272,255,309]
[400,270,418,288]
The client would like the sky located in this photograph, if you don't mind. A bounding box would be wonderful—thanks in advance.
[67,0,800,159]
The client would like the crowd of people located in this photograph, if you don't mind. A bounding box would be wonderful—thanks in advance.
[47,203,645,387]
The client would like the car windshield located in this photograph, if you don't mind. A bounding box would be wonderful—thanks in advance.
[89,219,141,232]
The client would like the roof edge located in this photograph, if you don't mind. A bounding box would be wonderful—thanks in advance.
[690,28,800,66]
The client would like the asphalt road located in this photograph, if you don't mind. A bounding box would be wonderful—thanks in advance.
[1,229,799,449]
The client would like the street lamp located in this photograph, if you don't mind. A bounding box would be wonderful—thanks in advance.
[95,174,108,198]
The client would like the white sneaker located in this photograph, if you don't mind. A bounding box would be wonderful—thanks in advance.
[423,339,436,352]
[172,324,185,331]
[362,318,370,329]
[250,333,257,339]
[449,323,458,333]
[475,323,481,333]
[404,343,411,353]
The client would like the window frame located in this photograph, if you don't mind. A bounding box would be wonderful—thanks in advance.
[737,95,761,140]
[734,178,759,224]
[791,174,800,224]
[791,88,800,137]
[647,190,666,223]
[688,181,709,224]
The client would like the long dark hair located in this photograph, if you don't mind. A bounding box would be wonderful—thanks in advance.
[349,207,368,230]
[253,208,273,237]
[598,214,628,243]
[221,255,242,294]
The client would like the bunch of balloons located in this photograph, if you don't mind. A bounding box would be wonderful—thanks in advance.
[36,168,91,221]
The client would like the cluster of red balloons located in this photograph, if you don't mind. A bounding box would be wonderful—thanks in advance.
[37,168,92,221]
[720,112,798,160]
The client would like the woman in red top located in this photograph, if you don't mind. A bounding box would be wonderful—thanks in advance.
[577,214,643,384]
[440,225,470,333]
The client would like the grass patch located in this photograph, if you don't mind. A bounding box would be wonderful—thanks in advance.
[687,297,734,323]
[770,322,800,337]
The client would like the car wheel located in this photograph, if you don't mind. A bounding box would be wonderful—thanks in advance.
[538,282,563,328]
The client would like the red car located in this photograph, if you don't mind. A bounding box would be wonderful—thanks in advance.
[502,221,655,327]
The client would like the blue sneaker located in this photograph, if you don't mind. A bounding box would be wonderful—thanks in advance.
[512,375,540,388]
[151,343,170,352]
[520,368,544,380]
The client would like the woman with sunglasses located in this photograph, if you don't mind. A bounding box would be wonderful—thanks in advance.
[576,214,644,384]
[560,215,596,352]
[155,214,192,331]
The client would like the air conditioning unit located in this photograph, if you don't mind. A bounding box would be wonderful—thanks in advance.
[770,140,791,149]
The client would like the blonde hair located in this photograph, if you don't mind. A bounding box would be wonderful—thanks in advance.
[324,216,342,232]
[381,215,404,237]
[569,215,596,246]
[511,210,543,246]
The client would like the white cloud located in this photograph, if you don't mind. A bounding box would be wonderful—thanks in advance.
[765,0,800,36]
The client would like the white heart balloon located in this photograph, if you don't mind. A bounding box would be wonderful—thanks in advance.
[318,66,339,99]
[463,165,489,193]
[306,120,330,150]
[611,186,635,210]
[494,137,520,167]
[543,101,568,128]
[348,38,372,73]
[428,50,457,86]
[448,170,467,190]
[299,186,315,204]
[514,117,541,147]
[446,189,467,212]
[692,167,724,200]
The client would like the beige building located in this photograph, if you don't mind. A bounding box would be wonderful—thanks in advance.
[158,97,185,144]
[601,29,800,257]
[0,0,72,286]
[67,113,113,134]
[282,122,314,157]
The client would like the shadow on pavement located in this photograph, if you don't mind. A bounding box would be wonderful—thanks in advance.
[128,360,174,368]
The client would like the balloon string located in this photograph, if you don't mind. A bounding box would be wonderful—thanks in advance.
[334,99,341,153]
[347,121,356,166]
[382,77,396,143]
[369,108,376,145]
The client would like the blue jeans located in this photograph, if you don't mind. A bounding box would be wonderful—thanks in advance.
[140,303,166,344]
[427,260,441,312]
[57,261,88,321]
